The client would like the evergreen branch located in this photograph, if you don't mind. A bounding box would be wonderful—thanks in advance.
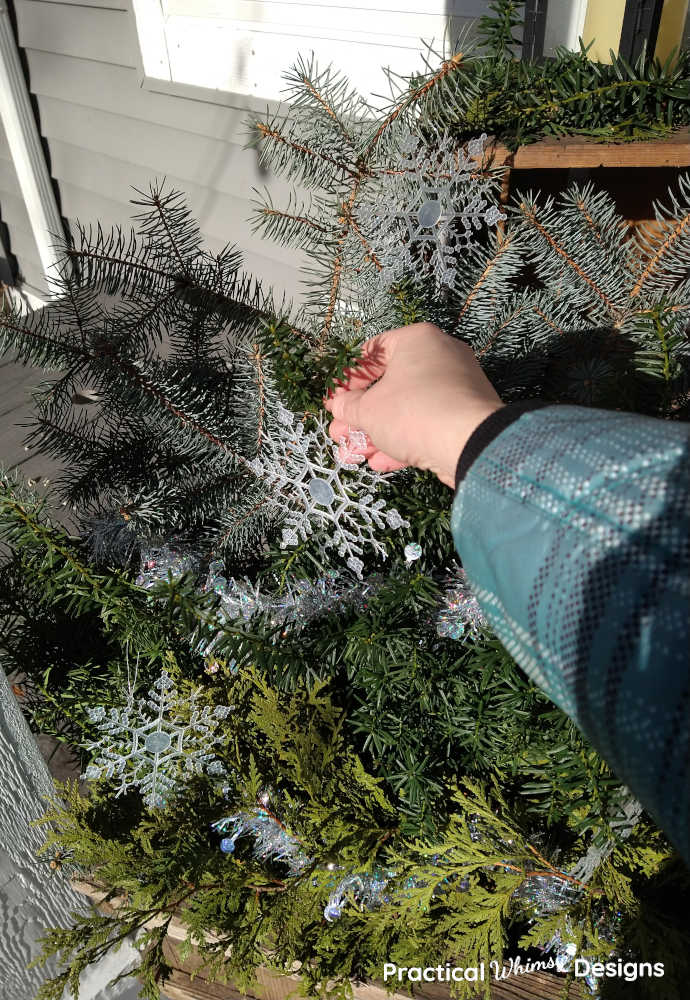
[254,122,361,181]
[130,183,202,272]
[517,200,619,317]
[457,233,517,320]
[518,77,655,117]
[89,344,250,471]
[208,492,274,559]
[349,215,384,270]
[0,312,91,369]
[250,342,268,453]
[0,479,102,591]
[321,180,364,347]
[258,207,328,236]
[363,51,466,158]
[574,197,605,243]
[532,304,567,336]
[476,302,530,357]
[631,212,690,297]
[137,189,188,272]
[67,245,274,328]
[302,76,351,140]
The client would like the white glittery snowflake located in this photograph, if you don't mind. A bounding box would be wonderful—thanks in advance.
[357,128,505,290]
[249,402,408,577]
[82,670,234,808]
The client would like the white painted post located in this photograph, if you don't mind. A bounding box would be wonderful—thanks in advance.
[0,666,144,999]
[0,4,66,290]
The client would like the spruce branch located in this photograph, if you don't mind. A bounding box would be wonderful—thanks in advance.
[630,175,690,298]
[516,197,621,320]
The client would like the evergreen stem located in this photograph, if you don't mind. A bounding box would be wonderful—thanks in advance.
[519,78,652,116]
[0,484,102,591]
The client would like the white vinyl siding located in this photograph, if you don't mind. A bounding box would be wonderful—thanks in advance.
[148,0,489,100]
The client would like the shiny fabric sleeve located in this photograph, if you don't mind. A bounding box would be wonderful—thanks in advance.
[450,404,690,862]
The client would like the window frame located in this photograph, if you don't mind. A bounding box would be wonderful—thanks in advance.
[129,0,281,113]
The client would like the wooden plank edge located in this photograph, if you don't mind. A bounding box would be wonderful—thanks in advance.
[482,129,690,169]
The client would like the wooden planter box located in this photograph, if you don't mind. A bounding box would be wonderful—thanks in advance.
[486,128,690,235]
[73,880,585,1000]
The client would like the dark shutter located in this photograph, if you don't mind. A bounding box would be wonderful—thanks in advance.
[522,0,549,61]
[619,0,665,65]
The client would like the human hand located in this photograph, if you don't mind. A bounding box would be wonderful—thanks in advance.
[323,323,504,488]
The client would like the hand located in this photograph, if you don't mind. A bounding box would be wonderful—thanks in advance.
[323,322,504,488]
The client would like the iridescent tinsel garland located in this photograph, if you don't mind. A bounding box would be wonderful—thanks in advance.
[435,565,488,640]
[197,561,380,656]
[134,543,381,658]
[541,914,624,996]
[135,544,199,590]
[135,545,489,653]
[214,807,310,873]
[211,804,456,921]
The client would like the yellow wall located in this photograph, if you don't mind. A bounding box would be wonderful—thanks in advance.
[655,0,689,63]
[581,0,627,63]
[581,0,689,64]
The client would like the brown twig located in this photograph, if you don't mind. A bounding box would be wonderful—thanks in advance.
[631,212,690,297]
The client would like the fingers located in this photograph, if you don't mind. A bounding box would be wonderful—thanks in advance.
[327,419,405,474]
[326,387,365,425]
[367,451,407,474]
[327,417,350,441]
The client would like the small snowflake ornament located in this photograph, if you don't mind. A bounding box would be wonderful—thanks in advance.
[337,427,370,465]
[357,127,505,291]
[82,670,234,809]
[249,402,408,577]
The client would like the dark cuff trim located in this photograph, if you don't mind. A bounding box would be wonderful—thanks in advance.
[455,399,551,490]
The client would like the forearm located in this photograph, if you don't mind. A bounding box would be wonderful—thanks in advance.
[451,402,690,862]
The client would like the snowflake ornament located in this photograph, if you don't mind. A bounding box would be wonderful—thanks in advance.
[357,128,505,290]
[336,426,369,465]
[249,402,408,577]
[82,670,234,809]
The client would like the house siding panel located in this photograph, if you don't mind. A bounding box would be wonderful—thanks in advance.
[16,2,138,66]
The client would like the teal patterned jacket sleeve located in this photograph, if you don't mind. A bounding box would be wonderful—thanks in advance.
[450,404,690,863]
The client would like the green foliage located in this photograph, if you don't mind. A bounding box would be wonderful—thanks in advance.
[397,0,690,149]
[476,0,524,62]
[32,681,656,1000]
[0,551,120,758]
[0,186,364,566]
[255,315,362,414]
[0,478,629,843]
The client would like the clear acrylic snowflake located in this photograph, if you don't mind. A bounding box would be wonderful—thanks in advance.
[249,402,408,578]
[357,127,505,290]
[82,670,234,809]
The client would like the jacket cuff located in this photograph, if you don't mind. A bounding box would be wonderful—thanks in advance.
[455,400,551,490]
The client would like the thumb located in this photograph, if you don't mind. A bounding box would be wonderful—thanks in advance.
[328,387,366,426]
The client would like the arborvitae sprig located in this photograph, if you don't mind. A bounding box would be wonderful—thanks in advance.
[30,700,629,1000]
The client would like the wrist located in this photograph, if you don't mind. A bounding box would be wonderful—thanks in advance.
[438,402,506,488]
[454,398,551,489]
